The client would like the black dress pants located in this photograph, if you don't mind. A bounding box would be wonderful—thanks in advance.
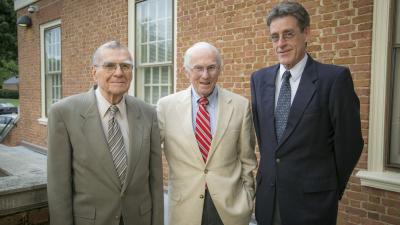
[201,189,224,225]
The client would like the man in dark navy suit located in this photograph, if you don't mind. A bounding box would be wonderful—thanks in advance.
[251,2,364,225]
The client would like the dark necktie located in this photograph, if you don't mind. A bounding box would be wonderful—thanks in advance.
[275,71,292,143]
[195,97,212,163]
[107,105,128,186]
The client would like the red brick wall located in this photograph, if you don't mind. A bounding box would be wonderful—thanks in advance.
[9,0,129,147]
[10,0,400,224]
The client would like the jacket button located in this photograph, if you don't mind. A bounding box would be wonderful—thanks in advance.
[200,194,204,199]
[204,169,208,174]
[115,215,119,220]
[270,183,275,187]
[276,158,280,163]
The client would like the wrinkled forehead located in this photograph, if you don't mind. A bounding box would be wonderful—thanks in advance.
[189,48,218,65]
[98,48,132,64]
[268,15,301,34]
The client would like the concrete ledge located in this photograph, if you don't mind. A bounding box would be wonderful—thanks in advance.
[0,144,47,216]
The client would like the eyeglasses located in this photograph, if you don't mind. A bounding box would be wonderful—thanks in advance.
[190,65,219,74]
[270,30,296,43]
[95,62,133,73]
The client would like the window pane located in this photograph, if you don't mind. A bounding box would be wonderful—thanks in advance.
[145,87,151,103]
[149,22,156,42]
[141,24,148,43]
[152,67,160,84]
[167,40,172,61]
[389,48,400,166]
[149,42,156,62]
[161,66,169,83]
[144,67,151,84]
[158,20,165,41]
[158,41,166,62]
[152,86,159,104]
[167,18,172,40]
[141,44,147,63]
[161,86,169,98]
[148,0,156,21]
[157,0,166,19]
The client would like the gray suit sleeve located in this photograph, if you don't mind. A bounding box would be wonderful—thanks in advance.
[150,109,164,225]
[47,104,73,225]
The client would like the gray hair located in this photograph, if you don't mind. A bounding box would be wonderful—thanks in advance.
[183,42,222,72]
[92,40,132,65]
[267,1,310,32]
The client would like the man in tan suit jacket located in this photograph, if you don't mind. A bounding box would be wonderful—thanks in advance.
[47,41,163,225]
[157,42,257,225]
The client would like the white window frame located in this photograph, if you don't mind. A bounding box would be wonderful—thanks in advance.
[38,19,61,125]
[356,0,400,193]
[128,0,177,99]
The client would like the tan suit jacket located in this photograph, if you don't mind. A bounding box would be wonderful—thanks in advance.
[157,87,257,225]
[47,88,163,225]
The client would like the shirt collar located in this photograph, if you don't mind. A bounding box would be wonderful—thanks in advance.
[279,54,308,83]
[191,85,218,107]
[95,88,126,118]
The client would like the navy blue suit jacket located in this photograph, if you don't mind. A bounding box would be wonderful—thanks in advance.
[251,56,363,225]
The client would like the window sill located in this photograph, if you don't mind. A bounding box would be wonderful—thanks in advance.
[356,170,400,193]
[37,117,48,126]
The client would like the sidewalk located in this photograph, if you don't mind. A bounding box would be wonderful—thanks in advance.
[163,192,257,225]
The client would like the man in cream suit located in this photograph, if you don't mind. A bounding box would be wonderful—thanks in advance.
[157,42,257,225]
[47,41,163,225]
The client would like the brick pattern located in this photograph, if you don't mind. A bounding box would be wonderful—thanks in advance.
[9,0,129,147]
[9,0,400,224]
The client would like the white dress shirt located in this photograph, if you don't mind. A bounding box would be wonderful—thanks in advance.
[95,88,130,157]
[275,54,308,107]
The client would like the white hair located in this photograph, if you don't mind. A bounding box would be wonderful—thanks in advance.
[183,42,222,71]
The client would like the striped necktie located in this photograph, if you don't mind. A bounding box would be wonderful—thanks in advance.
[107,105,128,186]
[275,70,292,143]
[195,97,212,163]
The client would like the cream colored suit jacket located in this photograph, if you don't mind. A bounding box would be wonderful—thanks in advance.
[47,88,163,225]
[157,87,257,225]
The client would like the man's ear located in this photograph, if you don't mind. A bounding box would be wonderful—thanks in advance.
[91,66,97,82]
[184,67,190,79]
[303,26,311,43]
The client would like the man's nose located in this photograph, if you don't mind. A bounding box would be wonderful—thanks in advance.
[276,37,288,46]
[113,65,124,75]
[200,69,211,78]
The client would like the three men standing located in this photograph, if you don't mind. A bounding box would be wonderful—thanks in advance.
[47,2,364,225]
[251,2,363,225]
[157,42,257,225]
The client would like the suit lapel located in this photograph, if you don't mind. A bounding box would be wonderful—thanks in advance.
[176,88,205,166]
[80,89,120,187]
[206,88,233,165]
[277,57,318,148]
[122,97,143,193]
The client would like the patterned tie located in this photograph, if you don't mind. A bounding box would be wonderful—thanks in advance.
[107,105,128,186]
[275,70,292,143]
[195,97,212,163]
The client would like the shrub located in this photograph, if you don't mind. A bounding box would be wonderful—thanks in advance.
[0,89,18,99]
